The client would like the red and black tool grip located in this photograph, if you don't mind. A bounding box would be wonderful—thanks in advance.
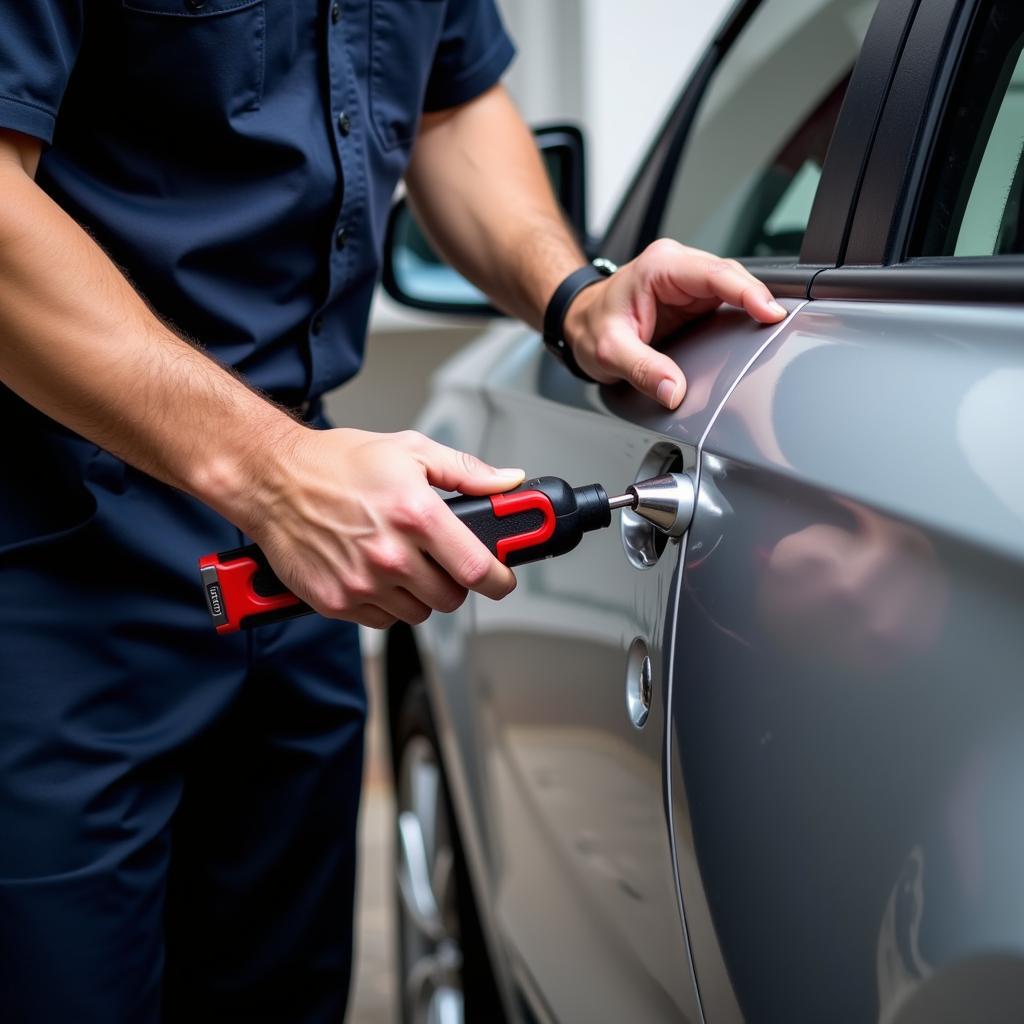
[199,477,609,634]
[199,544,307,635]
[443,488,557,567]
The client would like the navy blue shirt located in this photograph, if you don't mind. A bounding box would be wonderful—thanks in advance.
[0,1,515,404]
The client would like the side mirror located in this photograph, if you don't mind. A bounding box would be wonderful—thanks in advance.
[382,124,588,316]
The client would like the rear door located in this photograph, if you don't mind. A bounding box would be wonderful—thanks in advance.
[671,0,1024,1020]
[461,1,891,1020]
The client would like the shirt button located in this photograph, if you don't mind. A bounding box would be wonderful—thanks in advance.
[312,316,324,335]
[331,2,341,24]
[337,112,351,137]
[335,227,348,250]
[186,0,205,9]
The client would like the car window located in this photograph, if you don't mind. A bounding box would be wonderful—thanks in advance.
[659,0,880,260]
[912,3,1024,257]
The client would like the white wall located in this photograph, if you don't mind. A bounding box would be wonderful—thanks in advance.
[498,0,733,230]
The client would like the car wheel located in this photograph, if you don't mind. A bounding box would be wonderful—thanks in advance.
[393,680,504,1024]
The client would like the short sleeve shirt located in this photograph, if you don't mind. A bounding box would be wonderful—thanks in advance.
[0,1,515,404]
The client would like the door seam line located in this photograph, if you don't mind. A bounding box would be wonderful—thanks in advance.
[663,299,808,1023]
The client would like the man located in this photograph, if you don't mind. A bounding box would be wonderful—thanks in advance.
[0,1,785,1019]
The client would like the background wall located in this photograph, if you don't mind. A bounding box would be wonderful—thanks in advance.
[500,0,727,229]
[324,0,734,435]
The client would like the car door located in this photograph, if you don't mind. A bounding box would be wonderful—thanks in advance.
[669,0,1024,1021]
[453,1,891,1020]
[467,309,800,1024]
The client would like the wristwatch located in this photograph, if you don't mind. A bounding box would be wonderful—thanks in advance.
[542,258,618,382]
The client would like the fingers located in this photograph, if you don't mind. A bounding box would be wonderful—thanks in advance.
[410,434,524,496]
[405,552,469,613]
[399,436,520,599]
[640,240,787,324]
[357,518,477,611]
[347,605,398,630]
[373,587,433,626]
[422,509,517,601]
[330,586,434,630]
[363,434,519,606]
[314,573,459,628]
[392,489,515,601]
[595,319,688,409]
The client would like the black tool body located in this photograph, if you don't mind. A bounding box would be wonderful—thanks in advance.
[199,476,611,634]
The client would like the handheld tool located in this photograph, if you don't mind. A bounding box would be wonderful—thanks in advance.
[199,473,694,634]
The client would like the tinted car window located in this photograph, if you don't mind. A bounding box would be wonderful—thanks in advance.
[660,0,879,259]
[913,4,1024,257]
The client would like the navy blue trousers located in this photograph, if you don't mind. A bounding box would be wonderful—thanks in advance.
[0,405,366,1022]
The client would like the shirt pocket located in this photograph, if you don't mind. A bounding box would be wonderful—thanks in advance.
[119,0,266,120]
[369,0,447,152]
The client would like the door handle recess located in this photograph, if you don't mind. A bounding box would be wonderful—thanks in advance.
[621,443,696,569]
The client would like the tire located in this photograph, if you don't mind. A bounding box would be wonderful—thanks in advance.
[393,679,506,1024]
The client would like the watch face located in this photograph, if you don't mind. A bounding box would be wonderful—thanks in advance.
[592,257,618,275]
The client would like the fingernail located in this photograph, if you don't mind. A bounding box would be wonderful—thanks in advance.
[768,300,786,317]
[496,467,525,480]
[656,379,677,408]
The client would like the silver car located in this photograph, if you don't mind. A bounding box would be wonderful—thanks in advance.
[380,0,1024,1020]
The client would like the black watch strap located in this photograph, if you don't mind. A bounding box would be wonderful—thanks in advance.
[542,259,617,383]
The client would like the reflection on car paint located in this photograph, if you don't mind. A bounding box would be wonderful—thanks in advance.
[672,301,1024,1023]
[757,502,949,672]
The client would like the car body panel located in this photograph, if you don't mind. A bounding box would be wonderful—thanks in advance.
[413,302,802,1022]
[671,300,1024,1022]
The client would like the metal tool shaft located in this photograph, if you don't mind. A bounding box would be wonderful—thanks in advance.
[607,492,637,511]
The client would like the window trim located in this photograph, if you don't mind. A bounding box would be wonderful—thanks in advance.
[811,255,1024,302]
[911,4,1024,257]
[800,0,923,263]
[814,0,1024,300]
[739,260,825,298]
[841,0,978,265]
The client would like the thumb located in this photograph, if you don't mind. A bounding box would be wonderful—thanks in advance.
[416,439,525,496]
[605,323,688,409]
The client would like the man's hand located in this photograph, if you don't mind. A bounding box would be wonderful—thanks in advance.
[407,90,787,411]
[247,428,524,629]
[563,240,788,409]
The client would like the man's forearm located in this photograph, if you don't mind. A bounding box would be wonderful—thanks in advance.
[0,149,301,534]
[405,86,786,410]
[404,85,585,329]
